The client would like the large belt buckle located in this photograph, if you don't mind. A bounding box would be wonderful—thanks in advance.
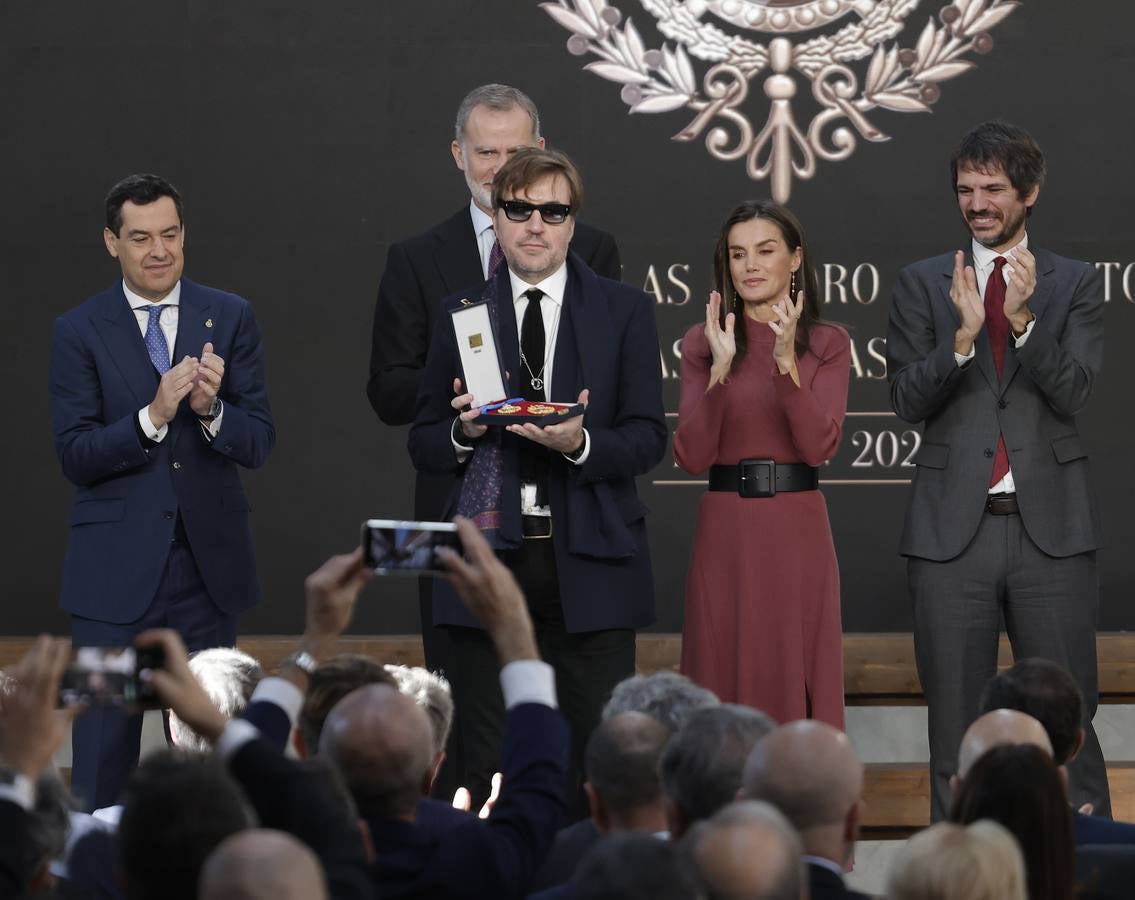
[739,459,776,498]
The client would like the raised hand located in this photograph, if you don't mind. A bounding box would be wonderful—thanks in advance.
[189,341,225,417]
[451,377,488,441]
[147,356,198,428]
[950,250,985,355]
[1003,246,1037,335]
[705,290,736,390]
[768,290,804,380]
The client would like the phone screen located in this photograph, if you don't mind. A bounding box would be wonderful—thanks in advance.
[59,646,164,708]
[361,519,461,576]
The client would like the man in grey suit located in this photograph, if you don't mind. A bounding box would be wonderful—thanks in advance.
[886,121,1107,822]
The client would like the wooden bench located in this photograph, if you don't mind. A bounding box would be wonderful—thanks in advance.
[5,632,1132,835]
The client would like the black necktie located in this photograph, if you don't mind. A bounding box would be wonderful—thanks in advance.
[521,288,545,401]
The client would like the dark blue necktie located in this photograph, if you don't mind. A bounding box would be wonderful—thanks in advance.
[144,305,171,374]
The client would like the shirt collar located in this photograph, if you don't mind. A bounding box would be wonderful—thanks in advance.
[508,262,567,308]
[122,278,181,311]
[971,232,1028,272]
[801,855,846,878]
[469,199,494,238]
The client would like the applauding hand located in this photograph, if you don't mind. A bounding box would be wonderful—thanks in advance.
[705,290,736,390]
[768,290,804,385]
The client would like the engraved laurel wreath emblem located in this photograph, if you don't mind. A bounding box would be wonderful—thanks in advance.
[542,0,1020,202]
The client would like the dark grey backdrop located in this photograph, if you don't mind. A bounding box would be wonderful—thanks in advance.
[3,0,1132,636]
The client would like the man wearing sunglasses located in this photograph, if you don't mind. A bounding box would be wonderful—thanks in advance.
[410,147,666,817]
[366,86,621,798]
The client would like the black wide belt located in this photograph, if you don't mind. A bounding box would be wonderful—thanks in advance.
[708,460,819,498]
[986,493,1019,515]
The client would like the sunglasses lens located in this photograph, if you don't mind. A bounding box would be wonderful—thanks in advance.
[503,201,533,222]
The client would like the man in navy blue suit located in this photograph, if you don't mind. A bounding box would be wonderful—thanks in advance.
[409,148,666,812]
[49,173,274,810]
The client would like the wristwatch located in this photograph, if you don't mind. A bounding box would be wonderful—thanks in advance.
[282,650,318,677]
[200,397,223,422]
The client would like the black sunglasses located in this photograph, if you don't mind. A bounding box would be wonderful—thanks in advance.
[499,200,573,225]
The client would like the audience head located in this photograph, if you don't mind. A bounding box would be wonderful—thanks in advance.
[950,743,1074,900]
[296,654,396,758]
[584,711,672,834]
[118,750,252,900]
[169,647,263,752]
[659,704,775,838]
[741,720,863,866]
[319,683,435,821]
[603,671,720,732]
[572,832,704,900]
[452,83,543,211]
[979,658,1084,765]
[384,664,454,756]
[687,800,803,900]
[198,829,328,900]
[23,773,74,893]
[954,708,1052,783]
[885,820,1027,900]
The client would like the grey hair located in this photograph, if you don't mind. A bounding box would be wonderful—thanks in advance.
[170,647,263,752]
[659,704,775,825]
[384,665,454,756]
[454,83,541,144]
[603,671,719,733]
[687,800,804,900]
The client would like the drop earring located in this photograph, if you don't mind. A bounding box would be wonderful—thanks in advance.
[790,269,797,300]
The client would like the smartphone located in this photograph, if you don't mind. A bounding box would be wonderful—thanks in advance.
[361,519,462,576]
[59,645,164,708]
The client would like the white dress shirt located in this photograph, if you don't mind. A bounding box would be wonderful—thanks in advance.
[123,279,222,440]
[953,234,1035,495]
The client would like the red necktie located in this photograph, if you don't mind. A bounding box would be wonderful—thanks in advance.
[984,256,1010,486]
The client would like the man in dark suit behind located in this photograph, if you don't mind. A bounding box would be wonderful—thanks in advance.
[366,86,621,747]
[886,121,1107,822]
[49,173,274,810]
[409,147,665,812]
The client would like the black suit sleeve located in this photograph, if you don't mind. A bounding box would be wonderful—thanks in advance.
[0,800,37,899]
[227,739,375,900]
[584,231,621,282]
[368,241,430,425]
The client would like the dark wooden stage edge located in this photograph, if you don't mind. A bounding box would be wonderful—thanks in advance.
[5,633,1132,833]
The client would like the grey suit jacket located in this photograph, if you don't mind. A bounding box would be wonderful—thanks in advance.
[886,247,1103,561]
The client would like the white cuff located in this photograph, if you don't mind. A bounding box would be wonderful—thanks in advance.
[138,407,168,442]
[200,403,223,438]
[562,428,590,465]
[452,417,475,462]
[214,718,261,761]
[1013,316,1035,347]
[249,676,305,728]
[953,345,975,367]
[0,774,36,810]
[500,659,557,709]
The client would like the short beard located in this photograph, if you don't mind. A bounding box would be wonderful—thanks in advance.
[463,167,491,211]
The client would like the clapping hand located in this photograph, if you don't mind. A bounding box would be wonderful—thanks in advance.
[768,290,804,385]
[1003,246,1037,335]
[705,290,736,390]
[950,250,984,355]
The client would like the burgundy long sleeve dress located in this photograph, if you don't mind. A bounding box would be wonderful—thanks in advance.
[674,316,851,727]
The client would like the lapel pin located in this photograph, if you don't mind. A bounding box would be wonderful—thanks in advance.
[460,298,472,308]
[205,318,214,328]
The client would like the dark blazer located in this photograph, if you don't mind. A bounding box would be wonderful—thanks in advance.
[0,800,36,900]
[886,248,1103,560]
[807,861,869,900]
[366,702,570,899]
[408,253,667,633]
[228,737,375,900]
[530,819,600,891]
[368,207,620,524]
[1075,811,1135,846]
[1075,844,1135,900]
[49,279,274,623]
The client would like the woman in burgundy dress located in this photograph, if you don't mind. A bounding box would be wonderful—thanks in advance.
[674,200,851,727]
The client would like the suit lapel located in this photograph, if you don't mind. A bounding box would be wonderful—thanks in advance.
[433,207,485,296]
[93,285,159,408]
[172,280,214,363]
[493,267,522,397]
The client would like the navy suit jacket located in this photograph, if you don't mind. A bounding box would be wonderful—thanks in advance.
[367,702,569,899]
[50,279,274,623]
[408,253,667,632]
[1075,811,1135,846]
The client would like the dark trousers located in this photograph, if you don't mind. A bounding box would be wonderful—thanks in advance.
[445,536,635,817]
[70,537,237,811]
[910,508,1109,822]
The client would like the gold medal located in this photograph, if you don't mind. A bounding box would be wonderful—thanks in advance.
[496,403,522,414]
[528,403,555,415]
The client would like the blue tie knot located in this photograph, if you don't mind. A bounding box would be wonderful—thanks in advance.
[144,304,172,375]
